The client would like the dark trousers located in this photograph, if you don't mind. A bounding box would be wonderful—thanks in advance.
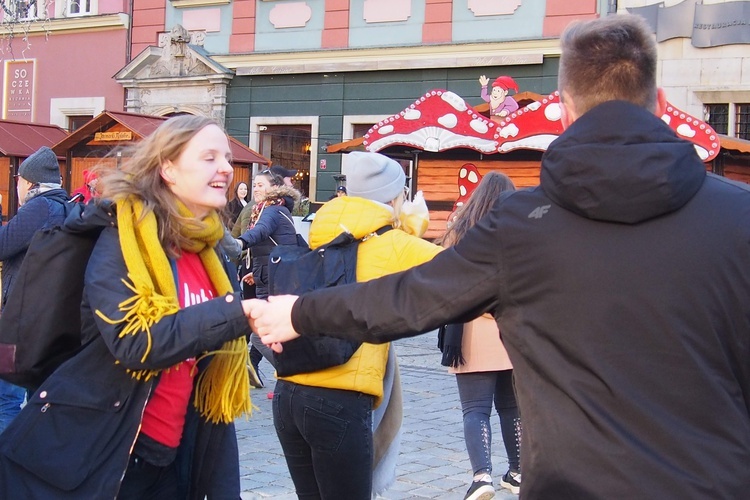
[456,369,521,475]
[272,380,374,500]
[117,454,179,499]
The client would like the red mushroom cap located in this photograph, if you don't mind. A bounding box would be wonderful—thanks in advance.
[363,90,498,154]
[494,91,564,153]
[661,103,719,162]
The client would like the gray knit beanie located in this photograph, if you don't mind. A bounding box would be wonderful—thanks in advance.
[345,152,405,203]
[19,146,61,185]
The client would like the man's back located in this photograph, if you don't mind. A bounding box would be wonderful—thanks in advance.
[479,101,750,498]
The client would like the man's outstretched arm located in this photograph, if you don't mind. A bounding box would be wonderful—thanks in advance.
[252,216,503,347]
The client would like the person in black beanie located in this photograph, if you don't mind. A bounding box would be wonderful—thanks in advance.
[0,146,70,434]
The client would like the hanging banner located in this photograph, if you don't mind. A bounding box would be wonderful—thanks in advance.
[692,1,750,48]
[3,60,36,122]
[629,0,750,48]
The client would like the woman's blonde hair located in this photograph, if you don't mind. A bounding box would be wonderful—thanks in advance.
[387,188,406,230]
[95,115,226,257]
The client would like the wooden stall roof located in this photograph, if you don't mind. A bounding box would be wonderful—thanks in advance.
[327,136,365,153]
[719,135,750,154]
[52,111,269,166]
[0,119,68,157]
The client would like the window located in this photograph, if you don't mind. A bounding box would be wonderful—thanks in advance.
[704,103,750,140]
[66,0,92,16]
[8,0,40,20]
[259,125,312,197]
[68,115,92,131]
[737,104,750,140]
[352,123,374,139]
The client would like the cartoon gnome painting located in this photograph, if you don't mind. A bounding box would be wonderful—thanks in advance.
[479,75,520,119]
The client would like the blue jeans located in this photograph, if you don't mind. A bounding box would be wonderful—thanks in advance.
[0,379,25,435]
[272,380,374,500]
[456,370,521,475]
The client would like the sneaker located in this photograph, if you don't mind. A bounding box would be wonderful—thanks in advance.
[500,470,521,495]
[247,363,264,389]
[464,478,495,500]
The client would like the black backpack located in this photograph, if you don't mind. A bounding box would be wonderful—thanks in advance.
[0,202,103,391]
[268,227,390,377]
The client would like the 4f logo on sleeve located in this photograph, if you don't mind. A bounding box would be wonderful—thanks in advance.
[528,205,551,219]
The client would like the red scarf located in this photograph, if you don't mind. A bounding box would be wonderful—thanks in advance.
[249,197,285,228]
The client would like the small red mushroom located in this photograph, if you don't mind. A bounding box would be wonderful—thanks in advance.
[452,163,483,212]
[363,90,497,153]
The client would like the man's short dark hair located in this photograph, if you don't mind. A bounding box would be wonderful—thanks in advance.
[558,15,658,115]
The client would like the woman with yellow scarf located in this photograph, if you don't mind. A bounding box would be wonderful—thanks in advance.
[0,115,254,499]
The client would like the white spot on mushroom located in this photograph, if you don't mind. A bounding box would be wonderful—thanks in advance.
[378,125,394,135]
[470,119,489,134]
[438,113,458,129]
[662,115,671,125]
[676,123,696,138]
[545,103,562,121]
[459,168,467,179]
[526,101,541,111]
[694,145,708,160]
[425,137,440,152]
[441,91,468,112]
[498,124,520,138]
[404,109,421,120]
[467,170,479,183]
[459,185,467,196]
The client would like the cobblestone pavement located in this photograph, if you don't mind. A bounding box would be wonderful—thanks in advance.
[236,332,518,499]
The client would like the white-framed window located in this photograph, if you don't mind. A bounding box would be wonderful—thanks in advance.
[50,97,105,130]
[7,0,41,20]
[66,0,92,16]
[342,114,387,141]
[704,103,750,141]
[248,116,319,201]
[340,114,414,197]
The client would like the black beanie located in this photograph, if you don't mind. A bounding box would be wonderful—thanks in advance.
[19,147,61,185]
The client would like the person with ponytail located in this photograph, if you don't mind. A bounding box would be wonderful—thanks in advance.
[438,171,521,499]
[0,115,255,499]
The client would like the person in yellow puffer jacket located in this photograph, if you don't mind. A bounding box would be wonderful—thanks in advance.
[271,152,441,500]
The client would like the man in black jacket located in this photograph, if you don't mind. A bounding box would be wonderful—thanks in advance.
[250,15,750,499]
[0,146,70,434]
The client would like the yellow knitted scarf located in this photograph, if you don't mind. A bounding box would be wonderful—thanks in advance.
[96,198,251,423]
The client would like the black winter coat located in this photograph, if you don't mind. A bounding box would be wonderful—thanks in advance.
[0,188,70,307]
[0,202,250,499]
[288,102,750,499]
[239,188,299,298]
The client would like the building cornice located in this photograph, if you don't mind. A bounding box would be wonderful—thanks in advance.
[0,13,129,37]
[213,39,562,76]
[170,0,230,8]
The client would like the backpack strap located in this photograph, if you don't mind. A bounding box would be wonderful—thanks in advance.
[361,225,392,242]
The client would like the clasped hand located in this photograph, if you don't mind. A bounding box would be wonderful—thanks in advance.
[242,295,301,353]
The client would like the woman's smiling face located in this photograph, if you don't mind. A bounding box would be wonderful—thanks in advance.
[237,182,248,200]
[161,124,234,218]
[252,174,274,202]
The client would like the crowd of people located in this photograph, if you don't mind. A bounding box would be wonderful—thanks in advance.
[1,14,749,500]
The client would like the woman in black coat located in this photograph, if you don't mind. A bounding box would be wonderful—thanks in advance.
[225,181,248,228]
[0,115,255,499]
